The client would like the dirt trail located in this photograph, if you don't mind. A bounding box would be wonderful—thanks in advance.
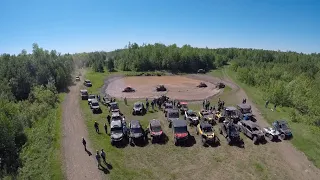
[62,72,102,180]
[220,70,320,180]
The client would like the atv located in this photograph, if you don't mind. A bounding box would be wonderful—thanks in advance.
[122,86,135,92]
[197,82,208,88]
[156,85,167,91]
[219,120,243,146]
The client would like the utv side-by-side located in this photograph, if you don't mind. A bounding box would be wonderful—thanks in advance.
[237,104,253,120]
[80,89,88,100]
[219,120,243,146]
[184,110,199,126]
[167,109,180,128]
[163,102,174,117]
[178,102,188,115]
[198,109,215,125]
[147,119,164,143]
[128,120,147,146]
[83,79,92,87]
[172,120,190,146]
[238,120,265,144]
[272,120,293,139]
[110,119,126,146]
[132,102,146,115]
[196,121,219,146]
[90,99,102,113]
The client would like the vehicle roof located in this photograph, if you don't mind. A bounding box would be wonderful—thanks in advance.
[85,79,91,81]
[180,102,188,104]
[91,99,99,103]
[276,120,288,124]
[134,102,143,105]
[130,120,141,128]
[172,120,187,127]
[237,104,251,109]
[241,120,260,128]
[110,102,118,105]
[168,109,179,113]
[225,106,237,111]
[200,121,212,128]
[111,112,120,117]
[187,110,195,113]
[150,119,161,127]
[80,89,88,92]
[111,120,122,127]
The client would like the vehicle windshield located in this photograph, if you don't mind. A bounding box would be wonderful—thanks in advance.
[181,104,188,108]
[111,126,122,134]
[81,92,88,95]
[203,127,213,133]
[151,126,162,132]
[86,81,91,83]
[112,116,122,121]
[252,127,259,131]
[131,128,142,134]
[226,110,238,116]
[280,123,288,130]
[202,111,209,115]
[189,113,197,117]
[89,95,96,99]
[111,104,119,109]
[174,126,187,133]
[242,108,251,113]
[168,112,179,118]
[91,102,99,106]
[134,104,142,108]
[166,105,173,109]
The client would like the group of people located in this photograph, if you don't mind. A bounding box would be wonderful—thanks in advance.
[82,137,107,168]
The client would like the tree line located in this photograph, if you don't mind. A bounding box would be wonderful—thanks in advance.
[0,44,73,178]
[76,42,320,126]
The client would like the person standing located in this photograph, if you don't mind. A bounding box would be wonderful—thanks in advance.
[95,150,102,168]
[124,97,127,105]
[94,121,99,133]
[104,123,108,134]
[151,100,154,110]
[82,137,87,150]
[107,115,111,125]
[265,100,269,108]
[146,101,149,111]
[100,149,106,163]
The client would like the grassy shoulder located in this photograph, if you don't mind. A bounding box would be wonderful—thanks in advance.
[222,66,320,168]
[17,93,66,180]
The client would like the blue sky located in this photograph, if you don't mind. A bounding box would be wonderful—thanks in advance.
[0,0,319,54]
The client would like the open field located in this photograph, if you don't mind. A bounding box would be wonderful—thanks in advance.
[74,69,320,180]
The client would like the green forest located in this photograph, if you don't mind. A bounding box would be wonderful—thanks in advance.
[0,44,73,179]
[76,42,320,127]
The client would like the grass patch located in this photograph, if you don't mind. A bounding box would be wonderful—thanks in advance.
[17,93,66,180]
[219,66,320,168]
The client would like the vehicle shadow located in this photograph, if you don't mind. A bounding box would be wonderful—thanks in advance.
[182,135,196,147]
[114,139,129,148]
[150,133,169,145]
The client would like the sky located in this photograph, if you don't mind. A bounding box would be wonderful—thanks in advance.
[0,0,319,54]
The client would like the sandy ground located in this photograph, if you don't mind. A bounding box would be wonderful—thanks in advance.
[61,72,103,180]
[106,76,220,101]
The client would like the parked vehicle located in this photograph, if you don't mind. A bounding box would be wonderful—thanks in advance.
[238,120,265,144]
[132,102,146,115]
[272,120,293,139]
[128,120,147,146]
[172,120,190,146]
[184,110,199,126]
[167,109,180,128]
[110,119,126,146]
[83,79,92,87]
[263,127,281,141]
[122,86,135,92]
[109,102,120,112]
[196,121,219,146]
[101,96,112,106]
[237,104,253,120]
[197,69,206,73]
[87,94,96,105]
[198,109,215,125]
[219,120,243,146]
[90,99,102,113]
[178,102,188,115]
[156,85,167,91]
[147,119,164,143]
[163,102,174,116]
[197,82,207,88]
[76,76,80,81]
[80,89,88,100]
[223,106,241,123]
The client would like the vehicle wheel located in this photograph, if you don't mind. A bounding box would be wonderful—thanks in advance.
[174,139,178,146]
[219,128,222,135]
[201,137,206,146]
[140,110,143,114]
[169,122,172,128]
[280,134,285,140]
[253,136,258,145]
[184,116,186,120]
[196,130,199,135]
[111,141,114,146]
[129,138,134,146]
[132,111,135,115]
[267,134,273,141]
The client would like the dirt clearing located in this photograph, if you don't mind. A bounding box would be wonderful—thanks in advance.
[106,76,220,101]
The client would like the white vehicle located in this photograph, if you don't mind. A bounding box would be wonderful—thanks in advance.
[263,127,282,141]
[184,110,199,126]
[87,94,96,105]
